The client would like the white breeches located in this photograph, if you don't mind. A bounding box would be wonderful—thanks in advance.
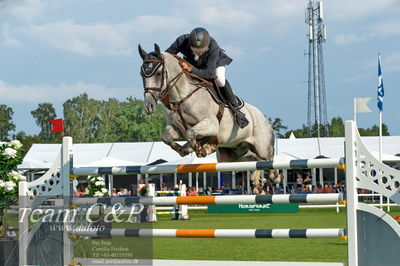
[215,66,226,87]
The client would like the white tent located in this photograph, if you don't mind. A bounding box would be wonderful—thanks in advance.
[20,135,400,171]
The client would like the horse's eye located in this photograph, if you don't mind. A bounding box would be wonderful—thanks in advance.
[157,72,162,76]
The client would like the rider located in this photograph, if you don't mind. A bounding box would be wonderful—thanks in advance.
[165,27,249,128]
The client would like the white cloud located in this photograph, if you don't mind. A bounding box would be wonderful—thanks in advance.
[0,23,22,47]
[372,19,400,37]
[2,0,48,24]
[325,0,398,21]
[258,46,272,54]
[171,0,302,34]
[384,52,400,72]
[3,37,22,47]
[27,15,187,57]
[0,80,142,103]
[221,44,244,58]
[0,0,306,56]
[334,33,363,45]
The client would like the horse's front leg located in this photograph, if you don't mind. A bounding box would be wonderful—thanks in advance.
[186,117,219,157]
[163,123,193,157]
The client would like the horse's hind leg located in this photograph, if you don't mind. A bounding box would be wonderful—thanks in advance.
[163,123,193,157]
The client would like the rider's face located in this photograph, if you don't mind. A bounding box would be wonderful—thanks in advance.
[191,46,208,57]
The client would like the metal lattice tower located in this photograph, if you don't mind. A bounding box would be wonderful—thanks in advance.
[305,0,328,138]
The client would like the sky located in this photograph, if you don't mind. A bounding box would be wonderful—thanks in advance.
[1,0,400,137]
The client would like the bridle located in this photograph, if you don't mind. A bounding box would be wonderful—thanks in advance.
[141,57,185,108]
[141,54,214,130]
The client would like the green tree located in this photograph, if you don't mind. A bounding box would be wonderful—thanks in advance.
[0,104,15,140]
[268,117,288,138]
[31,103,58,142]
[113,98,166,142]
[328,117,345,137]
[358,124,390,136]
[96,98,121,142]
[63,93,101,143]
[284,124,308,138]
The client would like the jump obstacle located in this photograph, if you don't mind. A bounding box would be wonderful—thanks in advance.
[18,121,400,266]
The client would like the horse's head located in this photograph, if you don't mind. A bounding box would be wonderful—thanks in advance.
[139,43,165,114]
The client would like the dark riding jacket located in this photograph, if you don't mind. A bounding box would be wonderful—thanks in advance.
[166,34,233,80]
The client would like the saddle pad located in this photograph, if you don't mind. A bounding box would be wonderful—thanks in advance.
[205,86,245,109]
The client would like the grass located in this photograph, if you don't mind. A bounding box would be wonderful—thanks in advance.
[7,206,400,263]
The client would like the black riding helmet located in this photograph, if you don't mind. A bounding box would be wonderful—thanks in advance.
[189,27,210,53]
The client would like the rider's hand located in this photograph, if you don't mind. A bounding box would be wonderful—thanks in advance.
[180,62,192,72]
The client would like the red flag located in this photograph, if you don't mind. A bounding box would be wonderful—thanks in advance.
[50,118,64,133]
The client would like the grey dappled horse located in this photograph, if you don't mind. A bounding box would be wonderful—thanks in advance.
[139,44,277,191]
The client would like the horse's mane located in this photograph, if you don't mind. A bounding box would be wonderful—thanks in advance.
[162,52,187,68]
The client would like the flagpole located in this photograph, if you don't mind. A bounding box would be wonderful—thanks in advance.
[377,53,383,162]
[353,98,357,124]
[379,110,382,162]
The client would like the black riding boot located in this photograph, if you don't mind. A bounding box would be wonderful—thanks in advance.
[220,80,249,128]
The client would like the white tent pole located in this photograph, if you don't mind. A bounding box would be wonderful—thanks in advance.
[195,172,199,191]
[246,171,251,195]
[283,169,288,194]
[203,172,207,190]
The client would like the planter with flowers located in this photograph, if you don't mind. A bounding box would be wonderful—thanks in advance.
[85,175,110,237]
[86,175,109,198]
[0,140,25,265]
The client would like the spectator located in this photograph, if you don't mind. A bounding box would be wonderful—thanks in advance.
[117,188,127,196]
[111,188,117,197]
[161,183,168,191]
[198,186,204,195]
[316,184,324,193]
[263,178,274,195]
[324,183,334,193]
[296,174,303,188]
[303,172,312,191]
[205,185,213,195]
[187,186,198,196]
[221,185,230,195]
[78,185,86,196]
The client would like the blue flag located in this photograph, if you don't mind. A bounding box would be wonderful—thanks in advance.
[377,55,384,111]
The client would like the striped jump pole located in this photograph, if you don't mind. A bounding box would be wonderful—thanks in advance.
[71,158,345,176]
[157,211,181,215]
[156,191,181,195]
[70,228,345,239]
[72,193,344,206]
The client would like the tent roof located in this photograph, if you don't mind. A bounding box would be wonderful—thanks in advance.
[276,136,400,160]
[19,136,400,170]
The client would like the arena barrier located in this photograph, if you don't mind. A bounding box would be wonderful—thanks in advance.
[18,121,400,266]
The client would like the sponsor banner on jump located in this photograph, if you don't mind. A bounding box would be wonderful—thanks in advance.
[207,203,299,213]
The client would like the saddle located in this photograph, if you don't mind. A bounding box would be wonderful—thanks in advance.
[205,79,245,109]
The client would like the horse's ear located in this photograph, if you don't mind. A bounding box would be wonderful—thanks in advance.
[138,44,147,60]
[154,43,162,58]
